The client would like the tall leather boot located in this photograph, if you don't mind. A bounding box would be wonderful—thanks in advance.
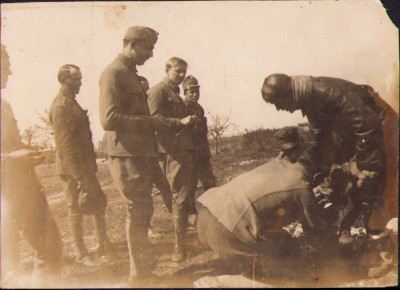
[171,212,188,262]
[92,210,113,258]
[126,217,154,281]
[172,232,186,262]
[69,210,88,261]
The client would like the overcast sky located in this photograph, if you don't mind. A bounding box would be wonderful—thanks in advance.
[1,0,398,144]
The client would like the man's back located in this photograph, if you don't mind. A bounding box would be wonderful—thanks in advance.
[198,158,324,245]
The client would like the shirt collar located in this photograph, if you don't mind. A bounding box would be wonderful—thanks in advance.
[116,53,138,73]
[59,87,76,100]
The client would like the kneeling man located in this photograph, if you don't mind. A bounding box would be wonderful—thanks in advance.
[197,129,328,269]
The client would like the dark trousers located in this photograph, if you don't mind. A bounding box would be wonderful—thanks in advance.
[188,154,216,215]
[152,162,172,213]
[108,156,155,275]
[159,152,193,235]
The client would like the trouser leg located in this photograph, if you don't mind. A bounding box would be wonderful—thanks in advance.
[108,157,154,278]
[198,158,217,192]
[60,175,88,259]
[161,152,193,261]
[92,207,112,252]
[187,152,199,216]
[197,205,256,272]
[152,162,172,213]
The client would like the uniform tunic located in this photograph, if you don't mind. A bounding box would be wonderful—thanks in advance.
[148,77,194,233]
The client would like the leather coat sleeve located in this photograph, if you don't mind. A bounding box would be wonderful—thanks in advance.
[340,92,385,173]
[50,105,84,180]
[99,70,179,133]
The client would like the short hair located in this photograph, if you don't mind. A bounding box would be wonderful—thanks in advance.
[165,57,188,73]
[58,64,80,83]
[261,73,290,103]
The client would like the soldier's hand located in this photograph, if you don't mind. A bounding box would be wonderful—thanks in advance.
[7,149,44,167]
[180,115,193,126]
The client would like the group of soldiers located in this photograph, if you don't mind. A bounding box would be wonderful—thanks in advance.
[1,25,398,287]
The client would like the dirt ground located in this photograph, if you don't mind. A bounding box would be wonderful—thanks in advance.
[9,158,398,288]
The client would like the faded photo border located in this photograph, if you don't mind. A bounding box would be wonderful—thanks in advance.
[0,0,399,288]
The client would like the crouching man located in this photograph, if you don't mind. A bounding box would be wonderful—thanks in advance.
[197,129,328,273]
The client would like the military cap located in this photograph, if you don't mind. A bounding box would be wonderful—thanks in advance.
[124,26,158,44]
[274,126,299,150]
[182,75,200,91]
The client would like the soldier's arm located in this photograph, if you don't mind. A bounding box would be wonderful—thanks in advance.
[99,71,179,133]
[50,105,83,180]
[342,92,386,174]
[147,87,184,132]
[295,188,328,232]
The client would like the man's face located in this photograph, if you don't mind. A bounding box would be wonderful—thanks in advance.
[262,86,297,113]
[1,53,12,89]
[65,68,82,94]
[273,93,297,113]
[131,41,155,66]
[185,87,200,103]
[167,64,187,85]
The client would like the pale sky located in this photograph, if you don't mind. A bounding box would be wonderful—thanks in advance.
[1,0,398,144]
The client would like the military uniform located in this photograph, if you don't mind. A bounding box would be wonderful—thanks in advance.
[1,99,62,281]
[183,76,216,215]
[148,77,194,256]
[49,87,110,261]
[99,49,182,274]
[197,158,327,266]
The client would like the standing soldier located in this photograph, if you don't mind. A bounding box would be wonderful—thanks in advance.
[148,57,197,262]
[49,64,112,266]
[1,44,62,287]
[99,27,191,283]
[182,75,216,224]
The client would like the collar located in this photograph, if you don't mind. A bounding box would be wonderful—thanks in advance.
[291,75,312,109]
[59,87,76,100]
[116,53,138,73]
[163,77,180,95]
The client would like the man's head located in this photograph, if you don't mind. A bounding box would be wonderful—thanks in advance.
[183,75,200,103]
[1,44,12,89]
[274,126,304,163]
[122,26,158,66]
[165,57,187,85]
[138,76,150,92]
[58,64,82,95]
[261,74,298,113]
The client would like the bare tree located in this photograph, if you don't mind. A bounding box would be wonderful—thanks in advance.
[22,126,35,146]
[34,109,55,149]
[208,112,233,154]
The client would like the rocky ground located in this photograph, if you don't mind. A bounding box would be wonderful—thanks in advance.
[6,153,398,288]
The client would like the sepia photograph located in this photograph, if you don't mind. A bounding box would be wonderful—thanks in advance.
[0,0,398,288]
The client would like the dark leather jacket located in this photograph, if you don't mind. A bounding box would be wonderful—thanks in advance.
[298,76,386,174]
